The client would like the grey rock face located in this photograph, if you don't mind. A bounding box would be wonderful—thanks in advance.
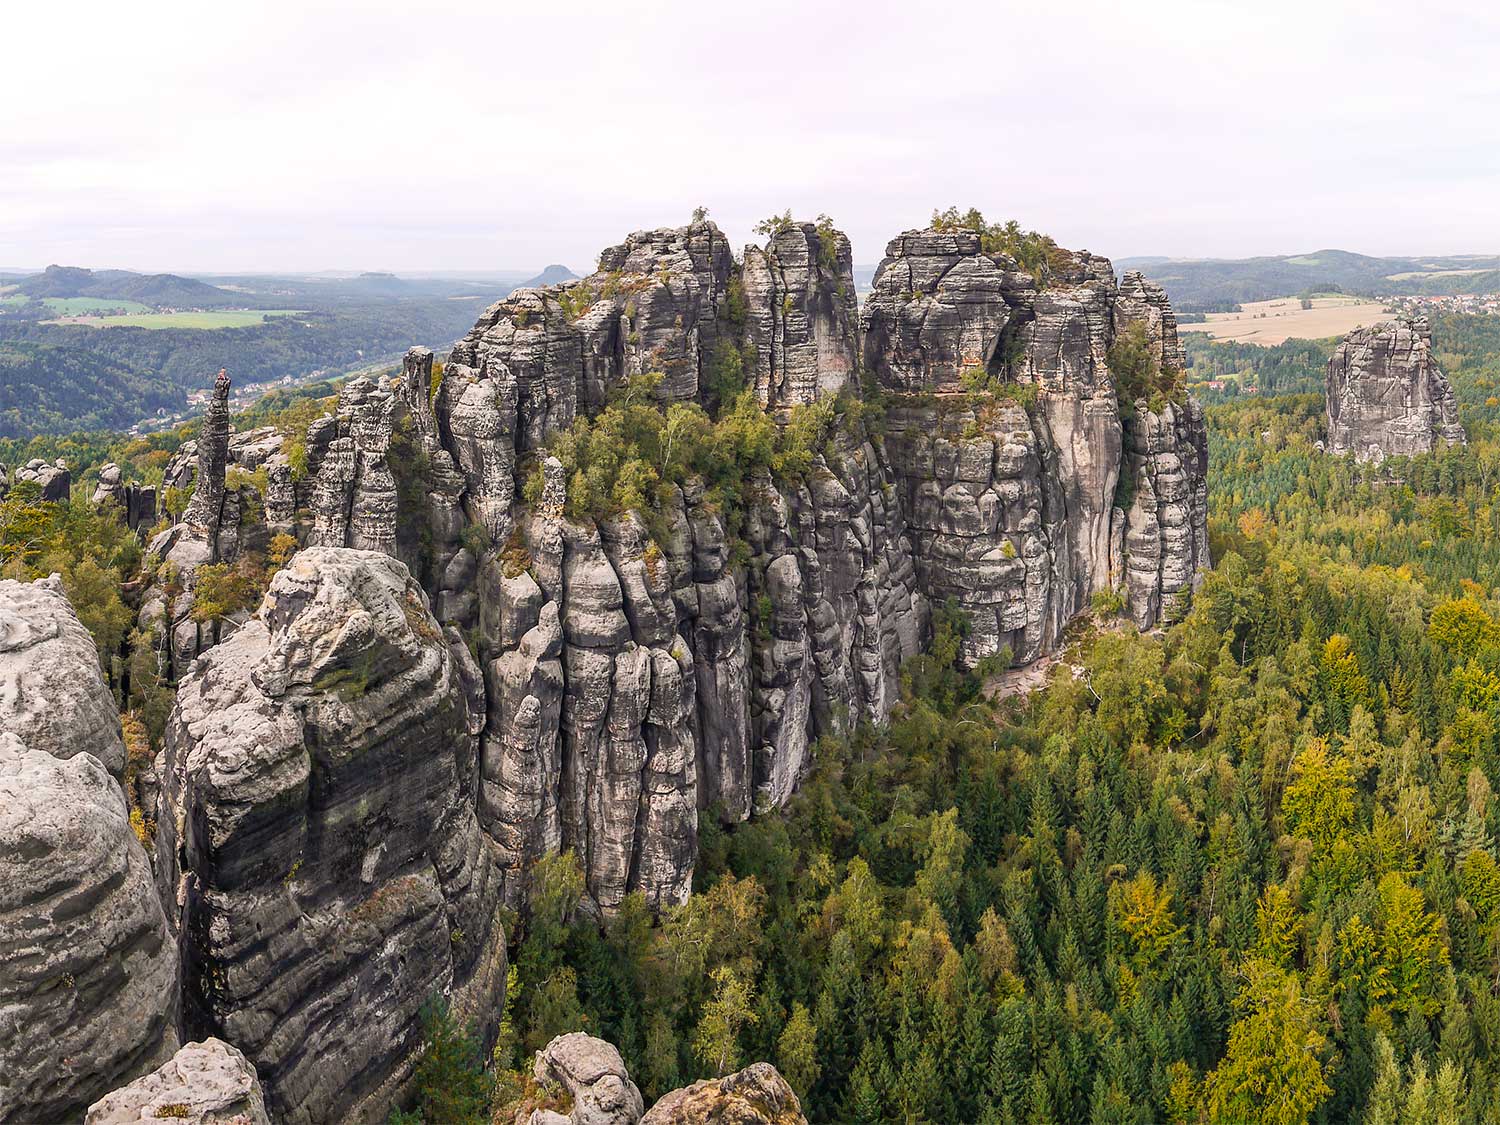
[530,1033,645,1125]
[0,733,179,1122]
[181,370,233,549]
[305,376,400,554]
[154,547,505,1124]
[743,222,859,410]
[0,573,127,778]
[18,456,72,501]
[93,462,159,531]
[1327,317,1466,461]
[640,1062,806,1125]
[86,1038,270,1125]
[859,231,1206,663]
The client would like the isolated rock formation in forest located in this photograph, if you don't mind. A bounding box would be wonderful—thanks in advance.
[86,1038,271,1125]
[0,732,179,1122]
[154,547,505,1124]
[1326,316,1466,461]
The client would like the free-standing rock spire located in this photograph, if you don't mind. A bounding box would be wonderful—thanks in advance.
[1326,317,1466,462]
[181,369,231,552]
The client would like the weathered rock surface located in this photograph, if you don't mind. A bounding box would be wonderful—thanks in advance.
[93,462,158,531]
[0,572,127,778]
[0,732,179,1122]
[529,1033,644,1125]
[861,230,1209,659]
[18,455,72,501]
[743,222,858,410]
[306,376,400,554]
[1326,316,1466,461]
[640,1063,806,1125]
[154,547,505,1124]
[86,1038,270,1125]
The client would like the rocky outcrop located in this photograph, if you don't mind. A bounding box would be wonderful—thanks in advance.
[0,572,128,778]
[640,1064,805,1125]
[743,221,858,411]
[861,230,1208,660]
[305,375,400,554]
[527,1033,644,1125]
[1326,317,1466,461]
[86,1039,270,1125]
[154,547,505,1124]
[517,1036,801,1125]
[93,462,159,531]
[17,455,72,501]
[0,732,179,1122]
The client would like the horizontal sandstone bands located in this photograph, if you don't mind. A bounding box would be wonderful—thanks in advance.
[155,548,505,1124]
[0,732,179,1123]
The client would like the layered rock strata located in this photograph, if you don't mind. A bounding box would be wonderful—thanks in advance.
[861,231,1209,662]
[93,462,159,530]
[305,376,400,553]
[86,1039,270,1125]
[1326,316,1466,461]
[0,573,128,778]
[379,218,1207,908]
[154,547,506,1124]
[0,732,179,1122]
[640,1064,805,1125]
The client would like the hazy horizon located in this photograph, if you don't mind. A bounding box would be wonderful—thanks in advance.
[8,0,1500,274]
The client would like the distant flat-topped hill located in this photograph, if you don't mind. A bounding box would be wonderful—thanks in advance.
[519,263,579,288]
[1120,249,1500,311]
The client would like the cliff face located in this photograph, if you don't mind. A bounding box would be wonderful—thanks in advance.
[154,548,505,1124]
[1326,317,1466,461]
[350,218,1208,911]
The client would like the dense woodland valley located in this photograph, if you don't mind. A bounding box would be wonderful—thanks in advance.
[7,209,1500,1125]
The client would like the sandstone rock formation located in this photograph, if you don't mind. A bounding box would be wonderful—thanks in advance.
[305,375,400,553]
[93,462,159,531]
[0,572,128,778]
[154,547,505,1124]
[0,732,179,1122]
[861,230,1209,663]
[354,217,1208,909]
[527,1033,645,1125]
[743,220,858,411]
[1326,316,1466,461]
[638,1063,805,1125]
[17,455,71,501]
[86,1039,270,1125]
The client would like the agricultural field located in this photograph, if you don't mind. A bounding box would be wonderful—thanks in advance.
[41,308,305,330]
[1177,293,1394,345]
[41,296,156,316]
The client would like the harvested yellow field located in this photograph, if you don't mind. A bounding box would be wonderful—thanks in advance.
[1178,295,1394,345]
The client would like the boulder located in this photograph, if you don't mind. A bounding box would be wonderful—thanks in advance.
[530,1033,644,1125]
[86,1038,270,1125]
[641,1063,805,1125]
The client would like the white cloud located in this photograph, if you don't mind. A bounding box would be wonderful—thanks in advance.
[4,0,1499,271]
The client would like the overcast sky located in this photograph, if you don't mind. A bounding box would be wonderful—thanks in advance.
[5,0,1500,274]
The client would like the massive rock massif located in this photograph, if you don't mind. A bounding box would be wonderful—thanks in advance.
[267,217,1208,914]
[1326,316,1466,461]
[154,548,505,1124]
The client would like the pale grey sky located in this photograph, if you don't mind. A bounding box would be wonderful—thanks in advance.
[5,0,1500,273]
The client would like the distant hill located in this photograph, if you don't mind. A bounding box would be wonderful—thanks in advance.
[520,264,579,289]
[1118,250,1500,311]
[14,265,245,308]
